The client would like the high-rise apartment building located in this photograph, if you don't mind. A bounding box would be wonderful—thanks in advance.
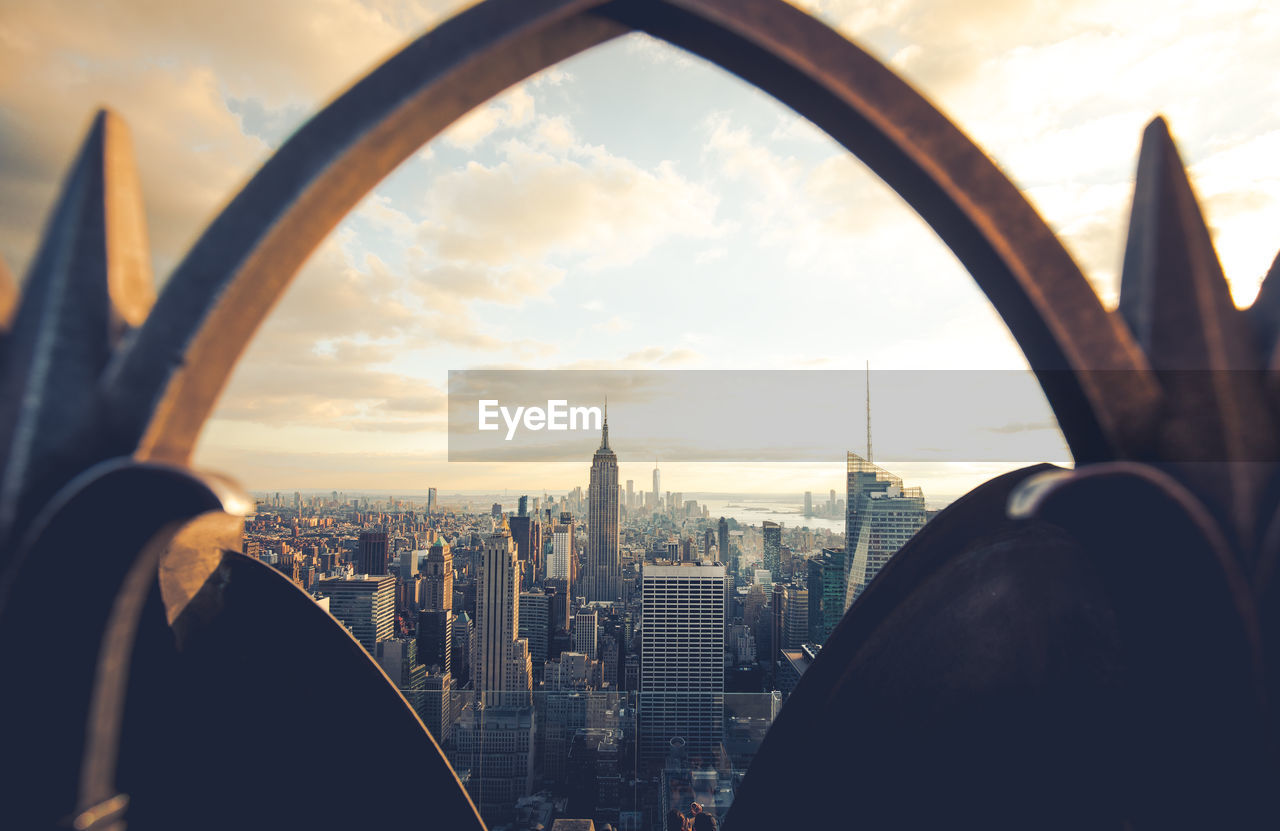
[640,562,725,766]
[844,452,926,607]
[475,525,532,707]
[585,413,619,602]
[318,574,395,652]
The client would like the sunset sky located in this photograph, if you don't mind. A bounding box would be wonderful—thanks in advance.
[2,0,1278,503]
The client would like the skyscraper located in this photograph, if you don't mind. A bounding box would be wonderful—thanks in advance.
[318,574,395,652]
[652,462,661,512]
[548,524,572,581]
[475,524,532,707]
[585,410,619,602]
[518,587,550,667]
[844,452,926,607]
[717,516,731,576]
[640,562,726,766]
[422,540,452,612]
[427,487,438,514]
[804,491,813,517]
[625,479,634,511]
[357,529,388,575]
[762,521,782,580]
[574,608,598,660]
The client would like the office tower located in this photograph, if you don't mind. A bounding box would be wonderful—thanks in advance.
[770,583,786,686]
[451,611,474,688]
[518,494,528,516]
[519,587,550,667]
[717,516,731,572]
[357,529,389,575]
[422,540,453,612]
[294,490,301,511]
[545,578,570,635]
[376,637,426,715]
[421,668,454,746]
[417,609,453,677]
[807,547,846,644]
[400,547,420,579]
[844,452,926,606]
[804,491,813,517]
[549,524,572,581]
[785,586,808,649]
[427,487,438,514]
[652,463,660,511]
[625,479,634,511]
[585,412,620,602]
[317,574,395,652]
[640,563,725,766]
[475,525,532,707]
[702,529,715,560]
[574,608,598,660]
[510,514,533,565]
[762,521,782,580]
[491,503,502,518]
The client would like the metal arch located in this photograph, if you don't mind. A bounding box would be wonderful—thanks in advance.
[101,0,1160,468]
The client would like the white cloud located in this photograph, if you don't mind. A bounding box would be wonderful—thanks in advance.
[421,137,724,270]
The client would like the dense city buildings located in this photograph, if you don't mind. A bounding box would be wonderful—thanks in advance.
[232,421,920,828]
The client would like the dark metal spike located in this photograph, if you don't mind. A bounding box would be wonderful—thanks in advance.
[1118,117,1255,370]
[1244,248,1280,354]
[0,110,154,552]
[1117,117,1276,556]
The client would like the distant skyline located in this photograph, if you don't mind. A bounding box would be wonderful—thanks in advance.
[3,0,1277,499]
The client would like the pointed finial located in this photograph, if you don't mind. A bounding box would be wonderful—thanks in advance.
[0,109,155,551]
[599,398,610,451]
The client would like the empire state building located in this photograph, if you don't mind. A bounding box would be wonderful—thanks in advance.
[585,407,620,602]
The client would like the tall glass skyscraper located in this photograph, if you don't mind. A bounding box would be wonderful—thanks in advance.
[844,452,926,607]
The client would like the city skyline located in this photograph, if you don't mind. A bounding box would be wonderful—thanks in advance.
[4,1,1277,503]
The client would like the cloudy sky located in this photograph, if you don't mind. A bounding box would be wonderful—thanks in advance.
[2,0,1278,504]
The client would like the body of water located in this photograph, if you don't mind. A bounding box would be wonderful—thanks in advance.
[695,498,845,533]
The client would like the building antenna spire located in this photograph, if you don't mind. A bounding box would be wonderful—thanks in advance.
[866,359,873,464]
[600,397,610,450]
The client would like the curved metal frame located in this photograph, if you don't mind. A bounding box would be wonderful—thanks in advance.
[97,0,1160,470]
